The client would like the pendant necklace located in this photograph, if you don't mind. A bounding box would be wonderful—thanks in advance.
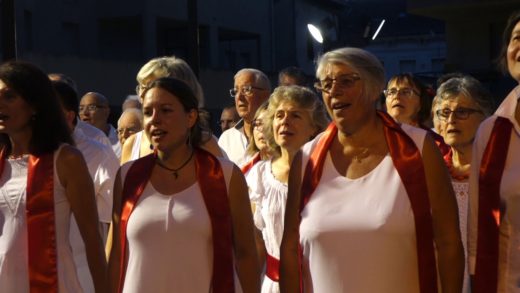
[156,149,195,179]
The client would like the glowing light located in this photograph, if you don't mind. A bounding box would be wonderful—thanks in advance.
[372,19,386,40]
[307,24,323,44]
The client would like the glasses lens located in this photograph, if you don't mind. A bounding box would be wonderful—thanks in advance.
[229,89,237,97]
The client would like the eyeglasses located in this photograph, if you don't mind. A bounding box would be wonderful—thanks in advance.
[117,127,140,136]
[384,87,420,98]
[252,119,264,130]
[435,107,483,121]
[79,104,106,112]
[229,85,265,97]
[314,74,361,94]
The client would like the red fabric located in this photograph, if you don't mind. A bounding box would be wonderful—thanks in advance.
[299,111,438,293]
[422,126,450,156]
[240,152,261,174]
[266,253,280,282]
[0,149,58,292]
[474,117,513,293]
[118,149,235,293]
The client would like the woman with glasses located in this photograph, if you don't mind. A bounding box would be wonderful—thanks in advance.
[120,56,223,164]
[280,47,464,293]
[385,73,450,155]
[434,75,493,293]
[245,86,328,293]
[108,77,260,293]
[0,61,107,292]
[469,10,520,292]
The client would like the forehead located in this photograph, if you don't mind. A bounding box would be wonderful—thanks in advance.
[439,94,477,107]
[221,109,236,118]
[235,72,256,86]
[143,87,179,105]
[119,113,141,126]
[512,20,520,36]
[81,94,101,104]
[388,78,413,89]
[276,100,305,111]
[322,63,356,77]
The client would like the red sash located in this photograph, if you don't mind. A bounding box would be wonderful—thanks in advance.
[474,117,513,293]
[423,127,450,156]
[118,148,235,293]
[299,111,438,293]
[266,253,280,282]
[240,152,261,174]
[0,148,58,292]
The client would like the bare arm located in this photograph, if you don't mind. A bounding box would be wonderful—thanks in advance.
[120,134,136,164]
[57,146,108,293]
[279,151,303,293]
[107,169,123,293]
[228,165,261,292]
[422,135,464,293]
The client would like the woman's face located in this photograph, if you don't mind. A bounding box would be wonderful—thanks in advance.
[0,80,34,137]
[319,63,372,135]
[272,101,317,153]
[437,94,484,149]
[252,110,268,152]
[142,87,197,153]
[507,20,520,83]
[385,79,421,125]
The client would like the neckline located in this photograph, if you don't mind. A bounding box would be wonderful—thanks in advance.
[327,151,390,182]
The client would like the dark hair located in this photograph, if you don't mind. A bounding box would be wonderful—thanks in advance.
[387,73,432,125]
[52,80,79,115]
[498,10,520,74]
[278,66,308,86]
[0,61,73,155]
[143,77,210,148]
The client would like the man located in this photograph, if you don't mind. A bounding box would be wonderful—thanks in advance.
[117,108,143,146]
[218,68,271,167]
[53,81,120,293]
[219,105,240,133]
[278,66,308,86]
[79,92,121,158]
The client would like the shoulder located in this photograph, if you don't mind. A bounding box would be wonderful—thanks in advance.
[57,144,84,163]
[474,115,497,145]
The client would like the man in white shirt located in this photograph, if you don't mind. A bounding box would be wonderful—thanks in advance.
[218,68,271,167]
[79,91,121,158]
[53,81,120,293]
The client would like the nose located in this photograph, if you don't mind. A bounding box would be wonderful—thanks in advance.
[446,111,457,123]
[329,81,342,96]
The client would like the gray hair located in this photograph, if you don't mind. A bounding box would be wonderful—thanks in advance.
[316,47,385,103]
[136,56,205,107]
[118,108,144,127]
[234,68,272,92]
[435,75,494,117]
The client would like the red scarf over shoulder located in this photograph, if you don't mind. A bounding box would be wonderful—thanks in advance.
[118,148,235,293]
[474,117,513,293]
[0,148,58,293]
[298,111,438,293]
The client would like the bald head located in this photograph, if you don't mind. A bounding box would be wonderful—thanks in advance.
[79,92,111,133]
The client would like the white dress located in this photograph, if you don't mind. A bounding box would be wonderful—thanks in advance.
[298,124,425,293]
[0,147,83,293]
[121,157,243,293]
[469,86,520,292]
[246,160,287,293]
[452,180,470,293]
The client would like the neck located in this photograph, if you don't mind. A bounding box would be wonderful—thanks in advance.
[8,132,32,157]
[278,147,297,166]
[451,145,472,167]
[102,124,111,136]
[243,120,252,140]
[337,112,381,148]
[157,144,193,167]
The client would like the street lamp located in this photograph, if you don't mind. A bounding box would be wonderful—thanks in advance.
[307,24,323,44]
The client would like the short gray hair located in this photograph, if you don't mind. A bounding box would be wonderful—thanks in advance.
[316,47,385,102]
[234,68,272,92]
[118,108,144,127]
[435,75,494,117]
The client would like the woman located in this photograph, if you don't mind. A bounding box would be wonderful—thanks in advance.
[0,61,107,292]
[242,101,271,174]
[108,77,259,293]
[435,75,493,293]
[246,86,328,293]
[469,10,520,292]
[385,73,450,155]
[120,56,222,163]
[279,48,464,293]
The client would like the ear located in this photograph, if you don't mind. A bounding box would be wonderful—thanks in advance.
[187,109,198,128]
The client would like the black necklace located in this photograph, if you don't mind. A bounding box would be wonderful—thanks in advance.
[156,149,195,179]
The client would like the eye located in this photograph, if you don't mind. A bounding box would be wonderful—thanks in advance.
[143,108,152,117]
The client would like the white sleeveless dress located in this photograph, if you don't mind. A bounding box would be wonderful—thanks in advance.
[452,180,470,293]
[298,124,425,293]
[0,147,83,293]
[246,160,287,293]
[121,157,243,293]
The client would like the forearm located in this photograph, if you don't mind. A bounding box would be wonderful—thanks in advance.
[235,250,261,293]
[279,239,300,293]
[85,236,109,293]
[437,241,464,293]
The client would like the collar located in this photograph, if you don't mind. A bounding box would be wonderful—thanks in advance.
[494,85,520,134]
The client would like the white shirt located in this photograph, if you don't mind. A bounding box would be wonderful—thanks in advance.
[469,85,520,292]
[76,120,112,149]
[107,125,122,159]
[218,120,250,167]
[70,126,120,293]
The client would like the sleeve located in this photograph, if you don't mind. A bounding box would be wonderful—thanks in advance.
[245,163,265,230]
[93,147,121,224]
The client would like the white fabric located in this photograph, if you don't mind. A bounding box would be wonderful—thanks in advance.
[129,131,143,161]
[298,124,426,293]
[69,126,120,293]
[469,85,520,292]
[107,125,122,159]
[246,160,287,293]
[218,120,250,167]
[0,146,83,293]
[76,120,112,149]
[452,180,470,293]
[120,157,243,293]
